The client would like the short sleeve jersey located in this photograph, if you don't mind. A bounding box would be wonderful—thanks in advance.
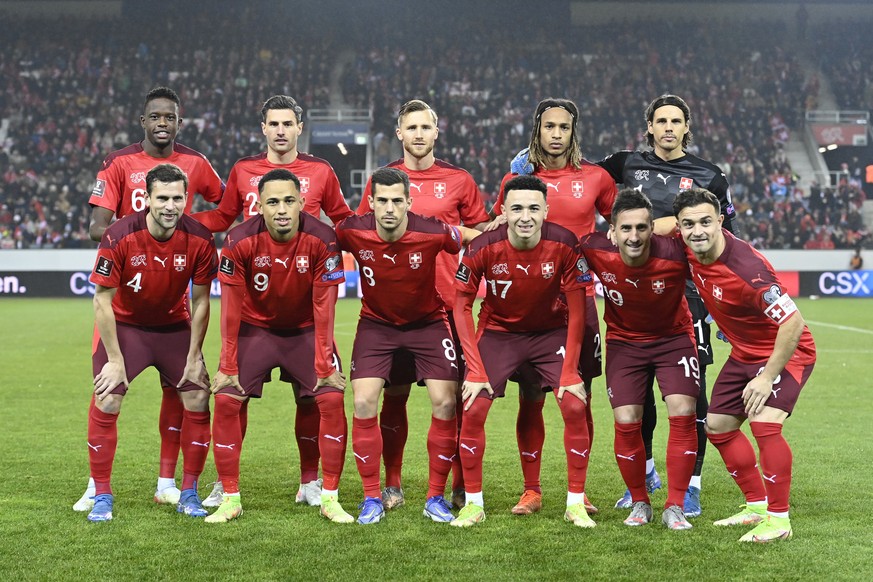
[497,161,616,298]
[218,212,344,329]
[336,212,462,326]
[580,232,693,343]
[358,159,489,307]
[684,231,816,364]
[90,213,218,326]
[597,150,738,234]
[456,222,591,333]
[195,152,352,232]
[89,142,224,217]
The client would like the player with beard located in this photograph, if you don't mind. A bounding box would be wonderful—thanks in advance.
[196,95,354,510]
[356,100,490,511]
[76,87,224,513]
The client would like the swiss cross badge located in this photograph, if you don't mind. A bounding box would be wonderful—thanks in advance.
[679,177,694,190]
[296,255,309,273]
[299,177,310,193]
[541,262,555,279]
[173,254,187,271]
[712,285,723,300]
[652,279,665,294]
[434,182,447,199]
[409,252,422,269]
[571,181,584,198]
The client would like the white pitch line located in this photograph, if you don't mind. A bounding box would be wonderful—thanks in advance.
[806,320,873,336]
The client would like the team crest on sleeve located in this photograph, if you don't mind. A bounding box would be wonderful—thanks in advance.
[173,254,187,271]
[679,177,694,190]
[409,252,422,269]
[434,182,447,198]
[764,292,797,324]
[456,263,471,283]
[325,255,341,272]
[652,279,666,294]
[492,263,509,276]
[130,254,147,267]
[95,256,113,277]
[91,179,106,198]
[762,284,782,305]
[220,256,236,276]
[254,255,271,268]
[296,255,309,273]
[576,257,589,274]
[541,262,555,279]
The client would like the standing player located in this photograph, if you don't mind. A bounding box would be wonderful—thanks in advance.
[356,99,490,510]
[195,95,353,509]
[451,175,594,529]
[597,94,739,516]
[673,188,815,542]
[76,87,224,512]
[337,167,476,525]
[495,98,616,516]
[85,164,217,522]
[205,169,352,524]
[580,189,698,530]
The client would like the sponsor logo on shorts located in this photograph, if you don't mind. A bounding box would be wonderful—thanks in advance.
[456,263,471,283]
[130,254,147,267]
[91,179,106,198]
[95,256,113,277]
[220,256,236,276]
[325,255,341,272]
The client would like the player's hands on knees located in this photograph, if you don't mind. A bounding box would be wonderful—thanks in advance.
[461,381,493,410]
[558,382,588,404]
[94,361,128,400]
[316,369,347,392]
[211,371,244,395]
[482,215,506,232]
[742,375,772,416]
[179,356,209,390]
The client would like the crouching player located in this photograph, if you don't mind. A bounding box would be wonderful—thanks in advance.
[207,169,352,524]
[580,189,698,530]
[674,188,816,542]
[452,175,594,528]
[86,163,217,522]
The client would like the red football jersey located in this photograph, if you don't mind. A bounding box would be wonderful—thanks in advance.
[89,213,218,326]
[580,232,693,343]
[89,142,223,217]
[218,212,344,329]
[336,212,462,326]
[358,159,489,306]
[685,231,816,364]
[195,152,352,232]
[455,222,591,333]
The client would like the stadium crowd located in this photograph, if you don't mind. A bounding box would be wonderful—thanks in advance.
[0,11,869,250]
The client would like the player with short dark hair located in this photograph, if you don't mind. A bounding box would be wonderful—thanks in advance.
[673,188,816,543]
[356,99,490,511]
[85,163,218,522]
[451,175,594,528]
[596,94,739,516]
[195,94,353,509]
[76,87,225,513]
[338,166,477,525]
[205,169,352,524]
[497,98,616,516]
[580,189,698,530]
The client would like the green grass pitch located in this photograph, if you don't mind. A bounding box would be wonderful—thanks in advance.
[1,297,871,580]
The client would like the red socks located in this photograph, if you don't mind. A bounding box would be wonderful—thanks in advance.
[380,391,410,488]
[180,409,210,490]
[751,421,793,513]
[458,397,492,494]
[426,416,458,498]
[614,420,647,503]
[516,396,545,493]
[352,415,382,498]
[450,392,465,491]
[316,392,347,491]
[88,401,119,496]
[296,398,320,484]
[212,395,243,494]
[557,394,590,494]
[665,414,697,507]
[707,429,767,503]
[158,386,184,479]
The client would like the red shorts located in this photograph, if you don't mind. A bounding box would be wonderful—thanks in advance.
[387,310,465,385]
[92,321,203,395]
[477,327,567,398]
[709,356,815,416]
[604,334,700,408]
[220,322,343,399]
[351,317,458,383]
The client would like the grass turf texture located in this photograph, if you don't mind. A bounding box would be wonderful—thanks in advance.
[1,297,871,581]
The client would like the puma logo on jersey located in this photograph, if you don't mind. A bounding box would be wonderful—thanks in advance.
[153,256,167,267]
[410,182,423,192]
[274,257,289,268]
[383,253,397,264]
[546,182,560,192]
[696,273,706,287]
[657,173,670,185]
[625,278,639,288]
[516,264,530,274]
